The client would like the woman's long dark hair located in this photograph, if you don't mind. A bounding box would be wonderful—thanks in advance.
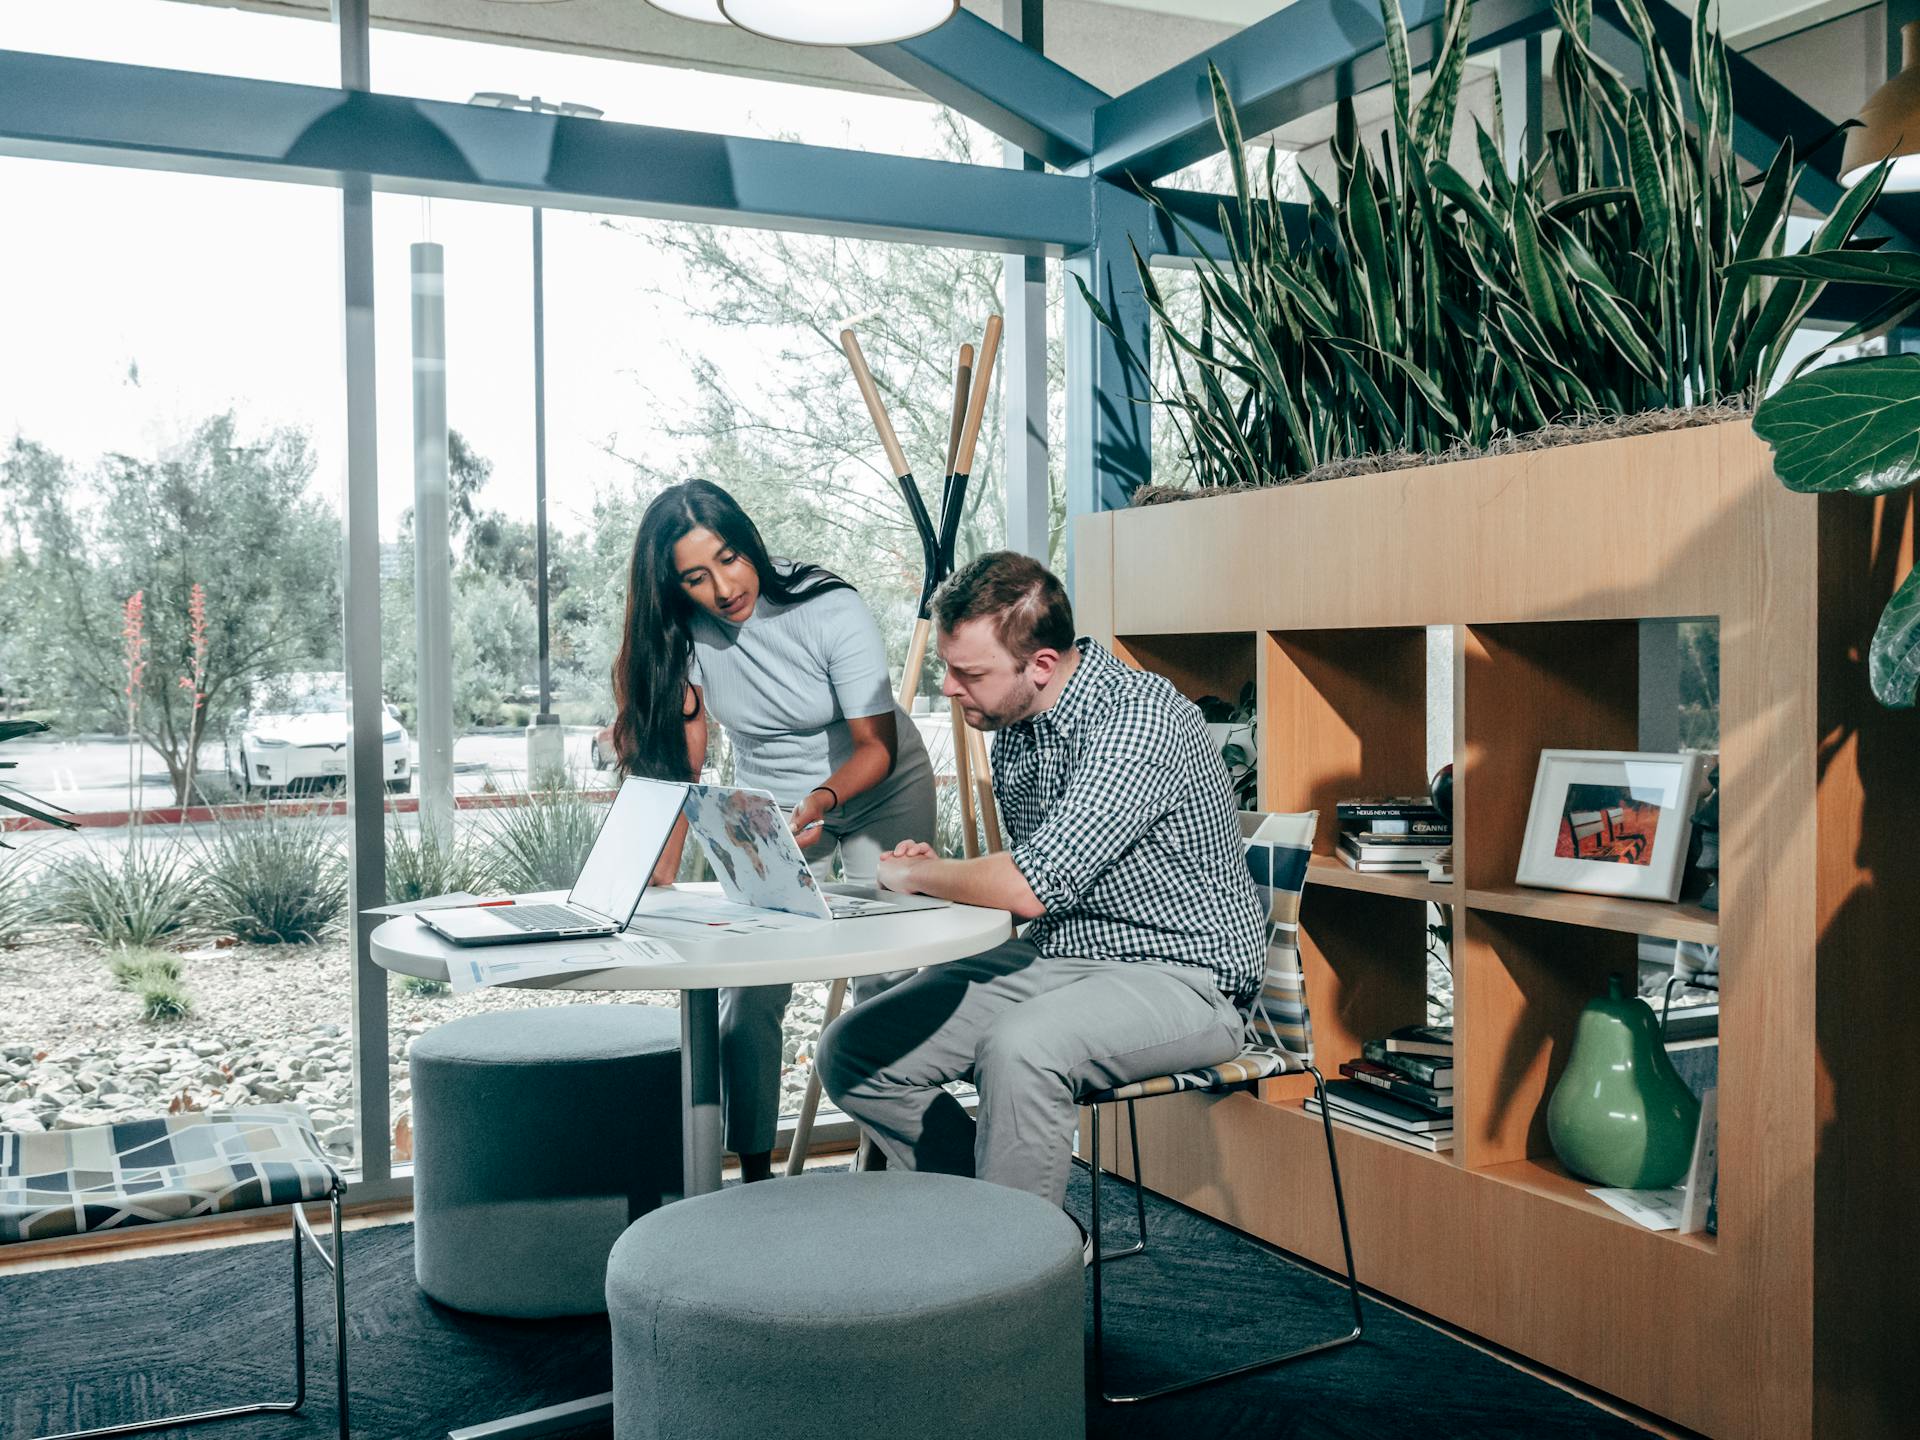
[612,479,851,781]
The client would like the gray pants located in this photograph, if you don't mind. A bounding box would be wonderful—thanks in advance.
[718,769,937,1156]
[818,939,1244,1206]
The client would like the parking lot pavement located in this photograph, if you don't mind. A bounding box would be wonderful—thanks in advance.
[2,728,611,817]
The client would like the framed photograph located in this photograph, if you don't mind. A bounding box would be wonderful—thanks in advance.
[1515,749,1707,902]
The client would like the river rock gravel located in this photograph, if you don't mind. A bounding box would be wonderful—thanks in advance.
[0,926,834,1162]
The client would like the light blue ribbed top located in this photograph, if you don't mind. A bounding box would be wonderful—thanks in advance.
[687,578,931,816]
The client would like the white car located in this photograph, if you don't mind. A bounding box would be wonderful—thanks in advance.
[224,674,412,796]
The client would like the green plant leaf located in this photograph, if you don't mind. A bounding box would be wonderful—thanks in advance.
[1871,562,1920,708]
[1726,249,1920,290]
[1751,354,1920,494]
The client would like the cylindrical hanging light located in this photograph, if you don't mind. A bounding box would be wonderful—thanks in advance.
[718,0,958,47]
[1843,21,1920,191]
[645,0,730,25]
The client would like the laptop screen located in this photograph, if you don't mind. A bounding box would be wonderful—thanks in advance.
[568,776,688,925]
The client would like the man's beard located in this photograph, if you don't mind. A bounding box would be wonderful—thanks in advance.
[968,673,1041,732]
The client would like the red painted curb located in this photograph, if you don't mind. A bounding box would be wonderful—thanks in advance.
[0,787,622,834]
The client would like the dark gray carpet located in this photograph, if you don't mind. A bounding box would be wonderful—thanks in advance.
[3,1166,1653,1439]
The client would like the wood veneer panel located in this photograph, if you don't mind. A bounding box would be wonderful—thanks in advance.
[1119,1090,1742,1439]
[1073,512,1114,645]
[1268,885,1429,1106]
[1261,627,1428,844]
[1108,423,1745,635]
[1811,492,1920,1437]
[1455,908,1633,1168]
[1305,853,1458,904]
[1457,620,1639,890]
[1113,631,1255,708]
[1463,883,1719,943]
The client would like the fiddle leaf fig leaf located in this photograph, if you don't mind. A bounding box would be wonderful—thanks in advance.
[1871,563,1920,709]
[1750,355,1920,495]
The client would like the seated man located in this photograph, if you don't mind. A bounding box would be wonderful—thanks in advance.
[818,551,1264,1208]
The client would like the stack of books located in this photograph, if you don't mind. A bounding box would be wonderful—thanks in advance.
[1305,1023,1455,1153]
[1334,796,1451,874]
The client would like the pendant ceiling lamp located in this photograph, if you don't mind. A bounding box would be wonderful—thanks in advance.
[1843,22,1920,191]
[645,0,728,24]
[646,0,958,45]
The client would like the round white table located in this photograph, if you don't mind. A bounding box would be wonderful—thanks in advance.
[370,884,1011,1199]
[374,885,1010,1440]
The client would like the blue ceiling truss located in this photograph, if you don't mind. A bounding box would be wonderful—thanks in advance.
[0,0,1900,517]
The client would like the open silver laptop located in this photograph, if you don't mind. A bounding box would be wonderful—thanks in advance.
[681,783,950,921]
[420,777,685,946]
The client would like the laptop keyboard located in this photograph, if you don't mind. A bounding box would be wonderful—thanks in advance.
[493,903,605,931]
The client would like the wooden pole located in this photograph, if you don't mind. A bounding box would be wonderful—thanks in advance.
[782,975,848,1177]
[950,697,981,859]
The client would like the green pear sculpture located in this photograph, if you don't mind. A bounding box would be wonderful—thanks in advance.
[1547,974,1702,1189]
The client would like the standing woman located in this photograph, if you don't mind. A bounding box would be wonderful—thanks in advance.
[611,480,936,1181]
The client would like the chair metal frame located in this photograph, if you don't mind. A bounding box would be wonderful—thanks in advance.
[1083,1070,1364,1404]
[32,1180,349,1440]
[1079,812,1363,1404]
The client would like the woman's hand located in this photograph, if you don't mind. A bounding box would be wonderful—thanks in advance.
[877,840,937,894]
[788,789,830,846]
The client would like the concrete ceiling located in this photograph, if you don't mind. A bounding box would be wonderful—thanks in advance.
[185,0,1885,143]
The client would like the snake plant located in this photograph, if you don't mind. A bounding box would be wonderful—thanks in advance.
[1088,0,1874,490]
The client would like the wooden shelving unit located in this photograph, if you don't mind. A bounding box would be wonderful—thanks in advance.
[1079,421,1920,1440]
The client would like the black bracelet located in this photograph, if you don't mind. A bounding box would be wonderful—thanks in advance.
[810,784,841,811]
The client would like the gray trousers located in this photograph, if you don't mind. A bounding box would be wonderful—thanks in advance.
[718,769,937,1156]
[817,939,1244,1206]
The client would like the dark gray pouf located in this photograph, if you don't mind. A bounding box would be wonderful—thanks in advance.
[411,1004,682,1318]
[606,1171,1085,1440]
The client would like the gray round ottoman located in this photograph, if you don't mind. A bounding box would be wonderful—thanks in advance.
[411,1004,681,1318]
[606,1171,1085,1440]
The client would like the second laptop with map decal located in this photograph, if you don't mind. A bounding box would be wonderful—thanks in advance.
[677,782,950,921]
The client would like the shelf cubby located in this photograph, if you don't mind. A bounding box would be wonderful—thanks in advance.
[1261,627,1430,838]
[1473,1153,1717,1254]
[1111,631,1255,711]
[1457,619,1640,892]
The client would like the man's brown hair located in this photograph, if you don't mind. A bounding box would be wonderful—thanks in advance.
[930,551,1075,662]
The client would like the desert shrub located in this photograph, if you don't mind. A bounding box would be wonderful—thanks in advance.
[385,815,494,904]
[0,847,34,947]
[200,811,346,944]
[46,840,200,949]
[481,772,607,893]
[108,946,182,989]
[137,972,193,1022]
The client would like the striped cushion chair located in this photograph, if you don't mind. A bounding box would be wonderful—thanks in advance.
[2,1105,348,1440]
[1075,810,1364,1404]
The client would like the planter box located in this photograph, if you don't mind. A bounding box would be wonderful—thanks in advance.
[1075,420,1920,1440]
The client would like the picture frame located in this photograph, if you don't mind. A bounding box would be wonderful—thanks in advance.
[1515,749,1708,903]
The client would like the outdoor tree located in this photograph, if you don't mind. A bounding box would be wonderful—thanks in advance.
[591,110,1068,699]
[0,414,342,802]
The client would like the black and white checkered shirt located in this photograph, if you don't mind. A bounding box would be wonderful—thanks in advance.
[993,638,1267,1004]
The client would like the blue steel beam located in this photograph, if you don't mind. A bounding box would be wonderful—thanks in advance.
[1587,0,1920,253]
[1092,0,1555,182]
[0,48,1090,255]
[1068,181,1156,522]
[857,8,1107,171]
[1146,188,1309,264]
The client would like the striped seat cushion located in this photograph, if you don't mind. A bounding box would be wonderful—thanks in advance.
[0,1105,340,1244]
[1079,811,1319,1108]
[1081,1044,1306,1104]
